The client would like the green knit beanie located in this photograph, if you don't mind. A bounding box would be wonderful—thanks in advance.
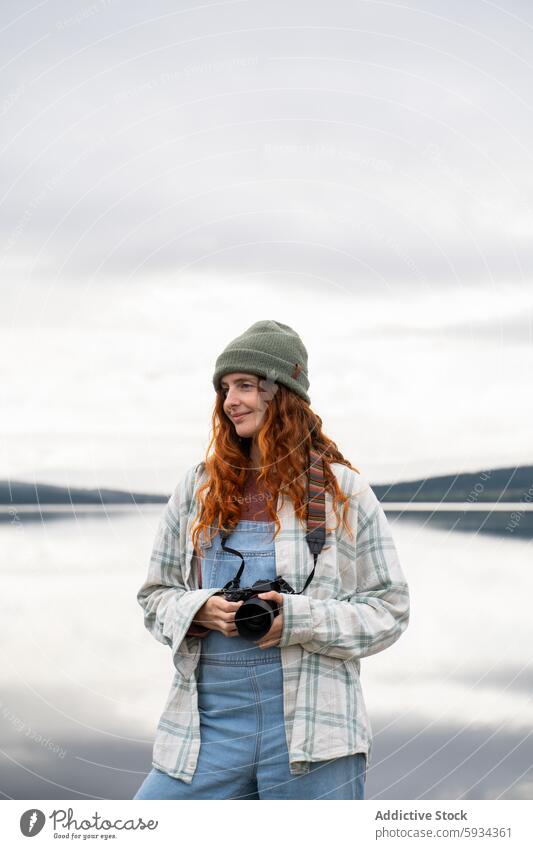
[212,320,310,404]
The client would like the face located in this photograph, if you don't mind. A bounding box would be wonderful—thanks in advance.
[221,372,269,438]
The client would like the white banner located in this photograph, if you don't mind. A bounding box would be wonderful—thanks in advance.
[1,799,532,848]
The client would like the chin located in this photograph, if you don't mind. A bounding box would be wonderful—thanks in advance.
[238,427,256,438]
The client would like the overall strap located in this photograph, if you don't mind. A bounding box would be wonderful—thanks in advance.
[300,447,327,594]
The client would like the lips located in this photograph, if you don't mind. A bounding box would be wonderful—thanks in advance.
[232,412,250,422]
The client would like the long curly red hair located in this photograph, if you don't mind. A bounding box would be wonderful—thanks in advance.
[190,383,360,552]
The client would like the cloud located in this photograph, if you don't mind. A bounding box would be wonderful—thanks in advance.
[1,1,531,287]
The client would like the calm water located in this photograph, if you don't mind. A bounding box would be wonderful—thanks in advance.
[1,507,532,800]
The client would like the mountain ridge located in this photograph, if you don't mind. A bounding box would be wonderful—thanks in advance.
[2,464,532,505]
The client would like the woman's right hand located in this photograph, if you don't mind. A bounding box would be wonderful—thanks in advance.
[192,595,244,637]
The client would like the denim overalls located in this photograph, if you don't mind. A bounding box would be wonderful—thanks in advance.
[134,519,367,800]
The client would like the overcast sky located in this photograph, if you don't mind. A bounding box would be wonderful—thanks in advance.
[1,0,532,491]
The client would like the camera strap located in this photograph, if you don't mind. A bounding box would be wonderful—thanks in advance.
[300,446,327,594]
[220,447,327,594]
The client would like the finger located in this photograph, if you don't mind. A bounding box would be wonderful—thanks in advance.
[215,611,234,624]
[221,613,238,624]
[217,599,238,611]
[257,592,282,603]
[223,600,244,611]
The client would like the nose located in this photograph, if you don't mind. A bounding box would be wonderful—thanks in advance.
[224,387,241,408]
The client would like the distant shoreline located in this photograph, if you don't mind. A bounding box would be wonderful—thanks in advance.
[0,481,167,506]
[371,464,533,505]
[1,464,532,506]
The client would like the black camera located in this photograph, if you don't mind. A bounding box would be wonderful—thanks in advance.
[217,577,296,640]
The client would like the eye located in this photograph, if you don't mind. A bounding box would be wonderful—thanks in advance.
[221,382,255,396]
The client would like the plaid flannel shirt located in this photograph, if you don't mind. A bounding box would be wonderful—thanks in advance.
[137,461,410,782]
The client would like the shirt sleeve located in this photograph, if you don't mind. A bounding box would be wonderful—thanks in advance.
[136,470,218,675]
[185,623,210,637]
[185,554,209,637]
[278,483,410,660]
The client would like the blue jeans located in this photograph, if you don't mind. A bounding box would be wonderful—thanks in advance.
[134,520,367,800]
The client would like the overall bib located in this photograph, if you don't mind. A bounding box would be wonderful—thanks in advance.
[134,519,367,800]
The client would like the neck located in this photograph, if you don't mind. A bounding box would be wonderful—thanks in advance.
[250,439,260,469]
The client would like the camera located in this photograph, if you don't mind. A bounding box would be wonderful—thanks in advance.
[217,577,295,640]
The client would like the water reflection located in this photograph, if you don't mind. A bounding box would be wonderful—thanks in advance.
[0,508,531,800]
[390,508,533,537]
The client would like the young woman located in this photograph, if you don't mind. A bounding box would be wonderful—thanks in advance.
[133,319,410,800]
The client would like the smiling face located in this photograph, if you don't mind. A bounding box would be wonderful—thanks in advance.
[221,372,269,438]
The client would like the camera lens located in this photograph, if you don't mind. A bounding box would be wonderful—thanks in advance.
[235,598,277,640]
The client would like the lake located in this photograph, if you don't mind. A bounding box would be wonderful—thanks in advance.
[1,505,531,800]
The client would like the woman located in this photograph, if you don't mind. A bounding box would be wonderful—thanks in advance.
[133,319,410,800]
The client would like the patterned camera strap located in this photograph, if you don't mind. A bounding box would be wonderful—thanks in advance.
[300,447,327,594]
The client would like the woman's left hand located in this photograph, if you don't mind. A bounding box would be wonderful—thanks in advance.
[255,591,284,648]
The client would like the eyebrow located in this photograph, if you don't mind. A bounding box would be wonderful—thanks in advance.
[220,376,257,388]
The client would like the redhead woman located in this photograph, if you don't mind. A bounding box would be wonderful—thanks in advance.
[133,320,410,800]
